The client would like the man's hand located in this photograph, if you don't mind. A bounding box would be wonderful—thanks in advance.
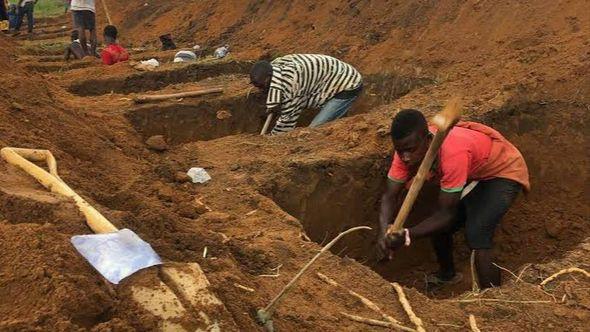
[376,229,407,261]
[376,233,392,261]
[386,230,406,251]
[266,107,281,116]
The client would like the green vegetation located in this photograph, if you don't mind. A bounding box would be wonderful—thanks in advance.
[9,0,66,18]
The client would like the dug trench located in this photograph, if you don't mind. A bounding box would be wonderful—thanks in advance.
[125,71,433,145]
[68,60,256,96]
[262,99,589,298]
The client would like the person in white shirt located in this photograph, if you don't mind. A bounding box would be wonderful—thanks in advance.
[70,0,96,57]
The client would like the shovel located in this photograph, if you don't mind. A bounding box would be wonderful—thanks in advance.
[1,147,236,330]
[261,113,274,135]
[0,147,160,283]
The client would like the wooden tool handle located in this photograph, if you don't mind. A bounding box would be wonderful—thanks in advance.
[133,87,224,104]
[260,113,274,135]
[387,98,462,235]
[1,147,118,234]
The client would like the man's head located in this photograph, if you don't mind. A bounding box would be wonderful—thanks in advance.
[103,25,118,42]
[250,61,273,91]
[70,30,79,41]
[390,109,430,169]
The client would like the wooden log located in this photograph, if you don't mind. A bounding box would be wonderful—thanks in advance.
[133,87,224,104]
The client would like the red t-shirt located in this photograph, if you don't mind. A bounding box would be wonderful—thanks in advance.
[388,121,530,193]
[101,44,129,66]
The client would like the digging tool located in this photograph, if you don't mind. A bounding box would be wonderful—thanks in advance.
[257,226,371,332]
[386,97,462,236]
[1,147,160,281]
[101,0,113,25]
[1,147,236,330]
[133,87,224,104]
[260,113,274,135]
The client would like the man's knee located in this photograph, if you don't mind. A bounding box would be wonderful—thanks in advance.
[465,225,494,250]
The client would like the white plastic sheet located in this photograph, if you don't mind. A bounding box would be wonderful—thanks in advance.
[71,229,162,284]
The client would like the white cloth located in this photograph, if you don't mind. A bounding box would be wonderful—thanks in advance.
[20,0,35,7]
[173,50,197,63]
[70,0,95,12]
[214,46,229,59]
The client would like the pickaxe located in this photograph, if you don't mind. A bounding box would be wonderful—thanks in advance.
[386,97,462,236]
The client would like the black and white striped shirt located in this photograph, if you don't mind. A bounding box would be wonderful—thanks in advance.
[267,54,362,134]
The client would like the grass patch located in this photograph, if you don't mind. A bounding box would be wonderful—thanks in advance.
[9,0,66,18]
[20,39,68,55]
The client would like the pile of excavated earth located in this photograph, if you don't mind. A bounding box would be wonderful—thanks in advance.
[0,1,588,331]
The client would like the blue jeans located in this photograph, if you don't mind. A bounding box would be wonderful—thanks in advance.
[15,2,34,33]
[309,92,360,127]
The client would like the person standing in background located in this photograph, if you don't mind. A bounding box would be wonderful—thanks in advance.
[70,0,96,57]
[12,0,37,37]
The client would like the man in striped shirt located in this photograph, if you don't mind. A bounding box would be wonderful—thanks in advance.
[250,54,363,134]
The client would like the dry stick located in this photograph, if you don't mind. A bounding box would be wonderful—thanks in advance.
[341,312,416,332]
[391,282,426,332]
[450,298,551,304]
[387,97,461,234]
[233,283,255,293]
[435,323,465,329]
[516,263,532,283]
[317,272,401,324]
[468,315,481,332]
[133,87,224,104]
[493,262,519,281]
[471,250,480,293]
[257,226,371,327]
[540,267,590,286]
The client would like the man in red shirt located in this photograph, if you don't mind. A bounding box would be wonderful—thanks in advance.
[378,109,529,289]
[101,25,129,66]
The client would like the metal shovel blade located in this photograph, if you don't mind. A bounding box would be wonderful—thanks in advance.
[71,229,162,284]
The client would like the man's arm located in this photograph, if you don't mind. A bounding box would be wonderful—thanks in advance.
[408,191,461,239]
[376,179,404,257]
[379,179,404,236]
[270,100,304,134]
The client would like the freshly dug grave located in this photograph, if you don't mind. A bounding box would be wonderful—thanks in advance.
[123,72,431,145]
[67,59,254,96]
[262,98,589,298]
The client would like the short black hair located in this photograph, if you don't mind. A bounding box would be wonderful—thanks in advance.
[104,25,118,39]
[250,60,273,84]
[390,109,428,140]
[71,30,79,40]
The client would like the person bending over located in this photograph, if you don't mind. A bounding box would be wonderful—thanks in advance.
[250,54,363,134]
[378,109,529,289]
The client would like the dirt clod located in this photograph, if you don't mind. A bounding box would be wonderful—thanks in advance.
[145,135,168,151]
[174,171,191,183]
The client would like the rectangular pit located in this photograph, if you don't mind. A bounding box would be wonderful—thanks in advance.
[263,99,589,296]
[125,93,267,144]
[68,60,254,96]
